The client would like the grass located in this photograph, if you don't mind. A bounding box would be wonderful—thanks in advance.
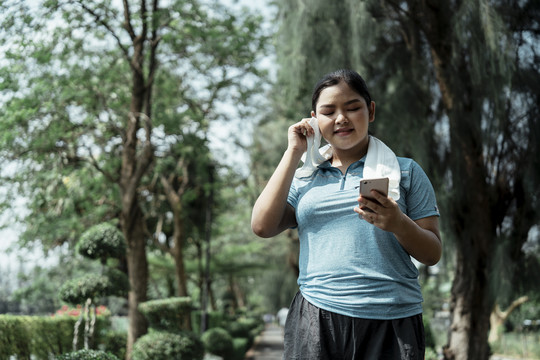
[491,332,540,359]
[427,326,540,359]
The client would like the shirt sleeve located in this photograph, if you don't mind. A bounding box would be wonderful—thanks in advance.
[287,178,299,209]
[406,161,440,221]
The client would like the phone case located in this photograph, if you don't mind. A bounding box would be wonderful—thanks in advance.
[359,177,389,200]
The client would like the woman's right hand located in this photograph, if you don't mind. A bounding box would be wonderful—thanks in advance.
[287,117,315,154]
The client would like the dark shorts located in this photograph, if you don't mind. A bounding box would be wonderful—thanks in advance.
[283,292,425,360]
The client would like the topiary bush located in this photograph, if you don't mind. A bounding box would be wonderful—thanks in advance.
[101,268,130,298]
[201,327,234,360]
[77,223,126,262]
[138,297,192,332]
[59,269,129,306]
[56,349,119,360]
[132,331,204,360]
[59,274,110,305]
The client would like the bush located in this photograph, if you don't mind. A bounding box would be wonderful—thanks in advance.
[232,337,250,360]
[0,315,109,360]
[201,327,234,359]
[226,317,262,349]
[132,331,204,360]
[191,310,226,335]
[59,274,110,305]
[77,223,126,261]
[56,349,119,360]
[100,330,126,360]
[59,270,129,306]
[138,297,192,332]
[0,315,31,360]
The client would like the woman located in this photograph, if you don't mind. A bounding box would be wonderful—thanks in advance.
[251,69,441,359]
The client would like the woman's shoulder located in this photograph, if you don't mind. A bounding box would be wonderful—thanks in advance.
[396,157,431,189]
[396,156,418,171]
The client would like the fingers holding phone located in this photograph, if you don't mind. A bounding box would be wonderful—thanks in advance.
[358,178,388,213]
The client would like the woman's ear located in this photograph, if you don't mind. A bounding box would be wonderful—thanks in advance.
[311,110,316,118]
[369,101,376,123]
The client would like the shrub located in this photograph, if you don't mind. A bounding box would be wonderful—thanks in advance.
[201,327,234,359]
[77,223,126,261]
[102,268,129,298]
[100,330,126,360]
[59,274,110,305]
[232,337,250,360]
[138,297,192,332]
[132,331,204,360]
[56,349,119,360]
[227,317,261,338]
[0,315,31,360]
[0,315,108,360]
[59,269,128,306]
[191,310,226,334]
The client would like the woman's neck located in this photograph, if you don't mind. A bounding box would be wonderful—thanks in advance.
[330,142,369,173]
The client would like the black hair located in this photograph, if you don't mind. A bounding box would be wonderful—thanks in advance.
[311,69,372,113]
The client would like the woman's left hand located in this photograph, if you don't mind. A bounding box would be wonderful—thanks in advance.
[353,190,405,233]
[355,189,442,266]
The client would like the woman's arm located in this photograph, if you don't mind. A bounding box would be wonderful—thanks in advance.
[355,192,442,266]
[251,118,314,238]
[391,215,441,266]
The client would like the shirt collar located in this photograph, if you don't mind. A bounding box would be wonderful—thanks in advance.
[317,156,366,170]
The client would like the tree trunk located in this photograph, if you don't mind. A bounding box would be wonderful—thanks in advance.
[443,239,494,360]
[121,79,153,359]
[437,58,495,360]
[123,215,149,359]
[172,217,192,331]
[403,1,500,357]
[172,221,189,298]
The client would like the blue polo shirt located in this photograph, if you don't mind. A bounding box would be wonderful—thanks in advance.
[287,157,439,319]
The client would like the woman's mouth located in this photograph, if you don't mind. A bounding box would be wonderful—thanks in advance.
[334,128,354,136]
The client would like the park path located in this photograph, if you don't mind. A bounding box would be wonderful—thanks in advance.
[244,323,284,360]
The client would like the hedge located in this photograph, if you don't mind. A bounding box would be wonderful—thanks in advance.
[138,297,192,332]
[132,331,204,360]
[0,315,108,360]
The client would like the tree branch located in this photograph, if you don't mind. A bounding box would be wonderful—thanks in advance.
[84,144,119,183]
[122,0,136,40]
[74,1,131,62]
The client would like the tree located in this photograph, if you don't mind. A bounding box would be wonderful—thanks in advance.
[270,0,540,358]
[0,0,268,357]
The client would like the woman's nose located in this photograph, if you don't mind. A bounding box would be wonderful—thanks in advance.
[336,113,348,124]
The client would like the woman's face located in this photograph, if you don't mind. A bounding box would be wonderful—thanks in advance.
[312,81,375,153]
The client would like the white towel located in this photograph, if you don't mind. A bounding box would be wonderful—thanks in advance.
[362,135,401,200]
[295,117,400,200]
[295,117,332,178]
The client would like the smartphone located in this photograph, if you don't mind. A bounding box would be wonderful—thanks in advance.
[359,177,389,201]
